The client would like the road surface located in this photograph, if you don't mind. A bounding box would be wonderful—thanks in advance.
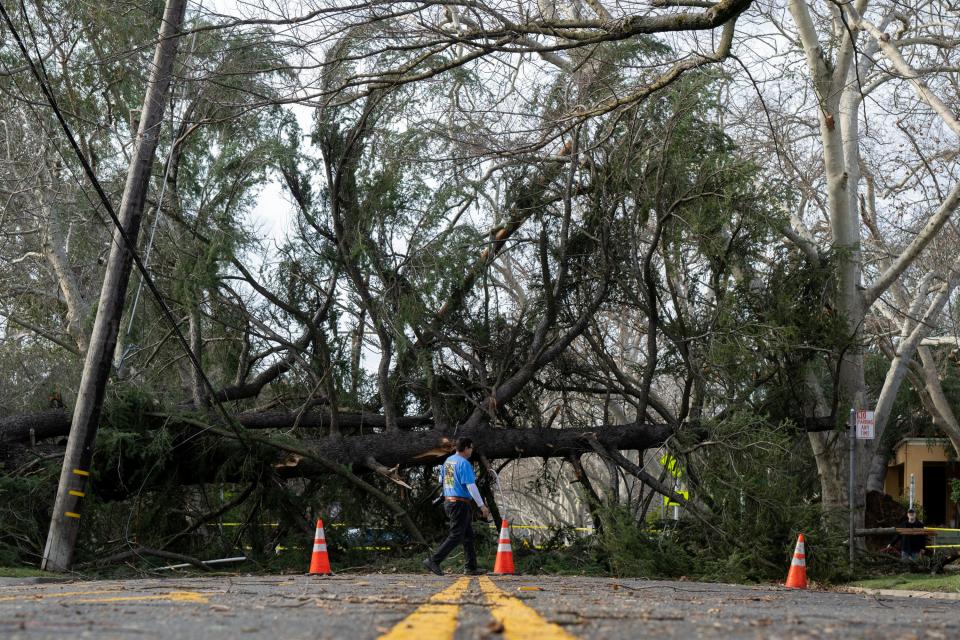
[0,573,955,639]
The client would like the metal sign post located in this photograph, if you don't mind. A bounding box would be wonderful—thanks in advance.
[850,409,875,568]
[848,409,855,568]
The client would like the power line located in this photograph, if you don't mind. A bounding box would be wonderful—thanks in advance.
[0,0,250,445]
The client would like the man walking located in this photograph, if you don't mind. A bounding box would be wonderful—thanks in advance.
[423,437,490,576]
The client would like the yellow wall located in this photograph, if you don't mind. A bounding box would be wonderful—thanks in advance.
[884,464,903,499]
[884,438,956,524]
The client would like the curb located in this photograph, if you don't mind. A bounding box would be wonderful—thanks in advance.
[845,586,960,601]
[0,576,73,586]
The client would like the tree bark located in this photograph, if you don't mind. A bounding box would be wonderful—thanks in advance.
[789,0,868,528]
[1,406,839,452]
[188,305,206,407]
[39,199,90,353]
[913,348,960,455]
[0,409,73,445]
[4,408,674,490]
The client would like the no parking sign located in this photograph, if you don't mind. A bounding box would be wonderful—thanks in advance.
[855,410,875,439]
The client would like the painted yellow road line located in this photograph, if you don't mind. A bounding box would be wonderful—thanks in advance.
[378,577,470,640]
[478,576,578,640]
[0,589,121,602]
[73,591,209,604]
[0,589,208,604]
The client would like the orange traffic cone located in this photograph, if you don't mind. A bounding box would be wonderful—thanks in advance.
[785,533,807,589]
[493,519,515,575]
[309,518,332,575]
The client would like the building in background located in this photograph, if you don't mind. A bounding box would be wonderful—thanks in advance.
[884,438,960,526]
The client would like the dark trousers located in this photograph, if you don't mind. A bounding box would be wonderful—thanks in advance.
[430,500,477,569]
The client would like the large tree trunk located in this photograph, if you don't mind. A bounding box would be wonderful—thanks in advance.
[809,431,849,516]
[3,406,840,465]
[3,408,675,504]
[802,366,849,521]
[789,0,867,530]
[4,402,852,511]
[41,0,189,572]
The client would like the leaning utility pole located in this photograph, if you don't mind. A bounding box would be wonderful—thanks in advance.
[41,0,189,572]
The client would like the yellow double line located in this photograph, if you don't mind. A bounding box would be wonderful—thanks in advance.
[378,576,576,639]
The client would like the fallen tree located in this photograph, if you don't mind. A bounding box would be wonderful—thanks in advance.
[1,406,678,549]
[2,408,671,473]
[0,407,839,471]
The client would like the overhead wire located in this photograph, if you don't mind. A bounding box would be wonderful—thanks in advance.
[118,21,202,373]
[0,0,251,448]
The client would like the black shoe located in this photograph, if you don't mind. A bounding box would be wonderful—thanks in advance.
[422,558,443,576]
[466,567,487,576]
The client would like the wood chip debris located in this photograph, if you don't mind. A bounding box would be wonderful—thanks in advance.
[484,619,505,635]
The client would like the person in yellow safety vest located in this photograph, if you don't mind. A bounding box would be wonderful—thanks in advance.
[423,437,490,576]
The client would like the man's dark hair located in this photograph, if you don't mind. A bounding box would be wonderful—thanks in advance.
[456,437,474,452]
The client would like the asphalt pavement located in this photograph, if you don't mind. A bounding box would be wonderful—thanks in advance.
[0,573,955,639]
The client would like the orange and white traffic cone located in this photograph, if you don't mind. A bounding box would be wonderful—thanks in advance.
[309,518,332,575]
[493,519,515,575]
[785,533,807,589]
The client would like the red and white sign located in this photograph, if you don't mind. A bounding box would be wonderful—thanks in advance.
[855,410,875,440]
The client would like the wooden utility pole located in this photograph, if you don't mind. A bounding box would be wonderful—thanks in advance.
[41,0,189,572]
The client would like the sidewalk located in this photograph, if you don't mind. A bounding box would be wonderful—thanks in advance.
[845,586,960,600]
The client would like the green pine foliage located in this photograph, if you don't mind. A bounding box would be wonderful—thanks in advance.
[0,471,58,567]
[2,6,937,587]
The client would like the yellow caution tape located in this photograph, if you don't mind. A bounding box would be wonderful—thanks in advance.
[663,490,689,507]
